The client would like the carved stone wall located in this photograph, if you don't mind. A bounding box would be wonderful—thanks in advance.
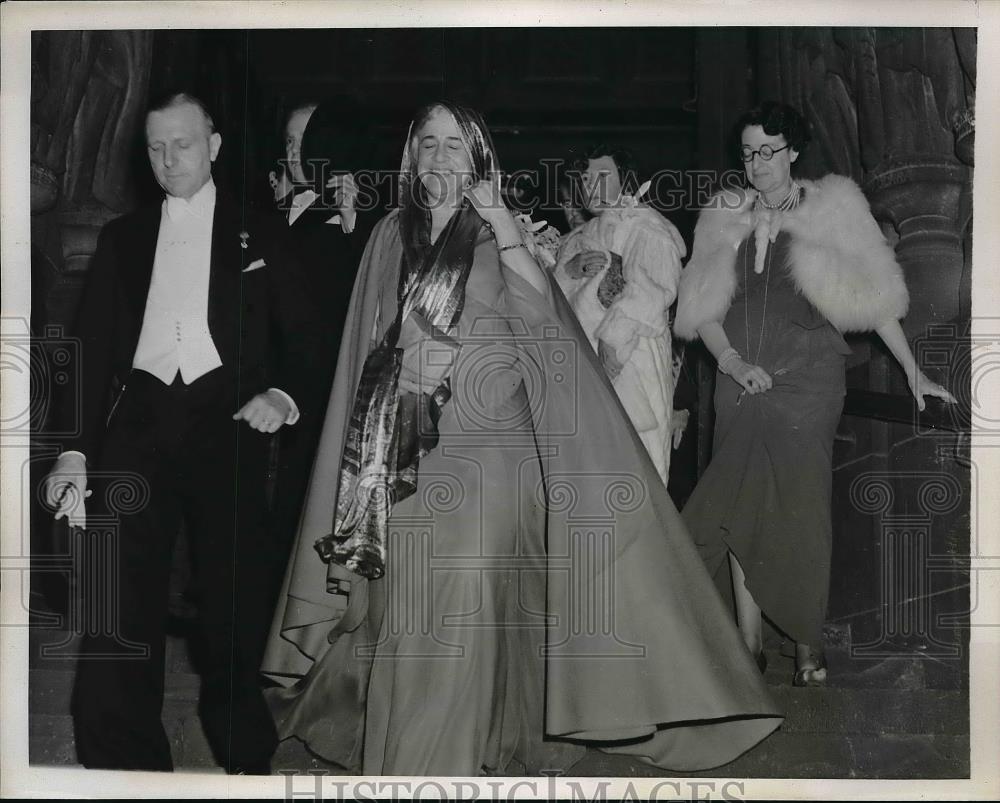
[29,31,153,600]
[757,28,974,337]
[31,30,153,336]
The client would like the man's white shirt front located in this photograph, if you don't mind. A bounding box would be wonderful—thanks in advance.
[129,177,297,424]
[133,178,223,383]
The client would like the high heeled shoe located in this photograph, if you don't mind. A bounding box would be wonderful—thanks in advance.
[793,650,827,687]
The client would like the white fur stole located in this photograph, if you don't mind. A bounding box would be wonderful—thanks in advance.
[673,174,909,340]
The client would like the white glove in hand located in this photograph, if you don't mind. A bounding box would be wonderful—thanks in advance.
[44,452,91,529]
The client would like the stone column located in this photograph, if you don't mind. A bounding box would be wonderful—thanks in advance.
[756,27,974,336]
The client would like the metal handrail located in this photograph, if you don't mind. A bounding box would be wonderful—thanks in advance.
[841,389,968,433]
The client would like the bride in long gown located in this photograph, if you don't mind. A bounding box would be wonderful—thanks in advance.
[261,100,783,777]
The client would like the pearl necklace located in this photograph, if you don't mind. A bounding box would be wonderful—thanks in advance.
[750,182,801,273]
[756,181,802,212]
[737,236,772,406]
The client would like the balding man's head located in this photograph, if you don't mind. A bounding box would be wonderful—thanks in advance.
[144,93,221,200]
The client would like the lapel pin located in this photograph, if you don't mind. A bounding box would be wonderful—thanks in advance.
[239,231,249,250]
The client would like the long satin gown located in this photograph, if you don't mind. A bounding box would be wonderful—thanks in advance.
[264,212,783,776]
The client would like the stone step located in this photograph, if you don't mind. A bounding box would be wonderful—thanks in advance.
[29,712,970,780]
[30,663,968,738]
[29,626,198,674]
[27,631,970,776]
[768,685,967,736]
[29,711,348,774]
[32,630,960,688]
[571,732,970,780]
[760,643,967,689]
[31,668,200,716]
[28,712,219,770]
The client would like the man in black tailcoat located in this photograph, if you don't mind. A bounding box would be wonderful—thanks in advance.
[43,91,321,774]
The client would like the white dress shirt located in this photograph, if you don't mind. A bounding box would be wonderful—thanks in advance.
[133,178,224,384]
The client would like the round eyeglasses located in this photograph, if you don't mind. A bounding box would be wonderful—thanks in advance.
[740,144,791,163]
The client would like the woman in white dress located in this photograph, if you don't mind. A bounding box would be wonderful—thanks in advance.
[553,146,688,482]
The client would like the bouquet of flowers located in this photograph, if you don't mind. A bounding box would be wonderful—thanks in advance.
[514,212,562,269]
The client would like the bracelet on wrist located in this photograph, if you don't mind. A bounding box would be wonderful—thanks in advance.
[498,241,526,253]
[717,347,741,376]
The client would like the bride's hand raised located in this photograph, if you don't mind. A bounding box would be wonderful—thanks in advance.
[464,179,519,241]
[465,177,552,299]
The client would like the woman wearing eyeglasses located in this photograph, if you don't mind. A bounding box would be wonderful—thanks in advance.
[674,102,955,687]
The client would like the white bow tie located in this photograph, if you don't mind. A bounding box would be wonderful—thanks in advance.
[290,190,318,208]
[166,194,209,220]
[288,190,319,225]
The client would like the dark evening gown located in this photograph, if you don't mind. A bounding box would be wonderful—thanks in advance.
[682,230,853,650]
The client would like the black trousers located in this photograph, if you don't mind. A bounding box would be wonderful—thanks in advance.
[72,369,280,771]
[270,335,337,551]
[271,396,326,552]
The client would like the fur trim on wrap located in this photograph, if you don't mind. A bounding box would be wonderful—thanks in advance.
[673,174,909,341]
[673,184,751,340]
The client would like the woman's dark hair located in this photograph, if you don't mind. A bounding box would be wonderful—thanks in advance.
[557,168,593,223]
[573,144,641,196]
[733,101,811,155]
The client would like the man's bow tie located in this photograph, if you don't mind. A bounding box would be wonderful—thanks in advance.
[166,194,208,220]
[290,189,318,206]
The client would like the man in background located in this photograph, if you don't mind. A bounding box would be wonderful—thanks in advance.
[269,97,375,551]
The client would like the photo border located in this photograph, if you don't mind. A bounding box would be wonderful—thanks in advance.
[2,1,997,799]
